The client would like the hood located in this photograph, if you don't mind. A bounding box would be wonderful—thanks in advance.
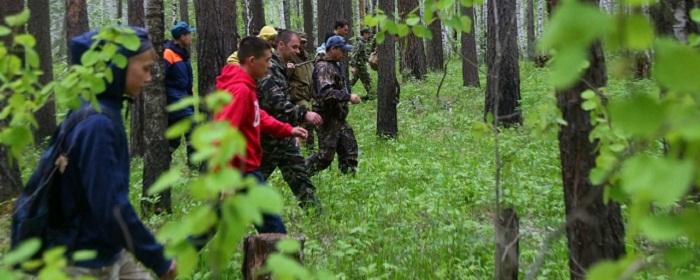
[69,26,153,108]
[216,64,257,92]
[164,40,190,60]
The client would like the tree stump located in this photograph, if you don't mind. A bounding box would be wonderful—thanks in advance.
[495,208,519,280]
[242,234,305,280]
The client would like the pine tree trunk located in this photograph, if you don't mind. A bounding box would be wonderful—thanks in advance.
[65,0,89,63]
[377,0,398,138]
[143,0,172,213]
[427,19,445,71]
[554,1,626,278]
[317,0,344,44]
[526,0,536,60]
[247,0,265,35]
[485,0,522,126]
[128,0,146,157]
[343,0,353,37]
[0,0,25,202]
[398,0,428,80]
[195,0,238,97]
[283,0,291,29]
[303,0,315,48]
[29,0,58,143]
[179,0,189,23]
[461,5,480,87]
[359,0,366,21]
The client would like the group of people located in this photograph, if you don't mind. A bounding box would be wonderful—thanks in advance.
[11,18,378,280]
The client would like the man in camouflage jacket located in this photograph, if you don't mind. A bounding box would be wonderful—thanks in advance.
[289,34,316,150]
[350,29,375,100]
[257,30,323,209]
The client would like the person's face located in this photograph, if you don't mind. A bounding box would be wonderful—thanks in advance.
[362,32,370,40]
[125,49,156,97]
[336,25,349,37]
[247,49,273,79]
[329,47,345,61]
[278,35,301,62]
[177,33,193,47]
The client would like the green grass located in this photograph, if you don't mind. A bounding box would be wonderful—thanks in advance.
[3,59,699,279]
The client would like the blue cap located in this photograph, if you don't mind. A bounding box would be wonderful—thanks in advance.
[325,35,353,52]
[171,21,195,39]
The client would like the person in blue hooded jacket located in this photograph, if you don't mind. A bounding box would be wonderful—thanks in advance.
[164,21,195,162]
[34,27,177,279]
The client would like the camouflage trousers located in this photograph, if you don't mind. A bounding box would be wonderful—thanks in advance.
[260,137,319,209]
[306,118,358,175]
[351,65,374,98]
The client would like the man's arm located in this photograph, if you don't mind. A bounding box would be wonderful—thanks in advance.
[257,73,308,126]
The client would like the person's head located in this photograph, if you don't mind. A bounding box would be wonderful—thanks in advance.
[274,30,301,62]
[334,20,349,37]
[324,35,352,61]
[360,28,371,40]
[125,49,157,97]
[258,25,278,43]
[171,21,195,47]
[299,33,308,48]
[238,36,273,79]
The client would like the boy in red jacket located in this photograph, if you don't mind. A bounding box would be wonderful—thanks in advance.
[215,37,308,233]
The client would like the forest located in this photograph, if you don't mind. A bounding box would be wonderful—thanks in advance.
[1,0,700,279]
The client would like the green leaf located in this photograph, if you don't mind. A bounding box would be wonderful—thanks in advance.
[624,14,654,50]
[582,100,597,111]
[276,239,301,254]
[0,26,11,36]
[620,155,693,207]
[147,169,181,195]
[396,24,410,37]
[690,8,700,23]
[4,9,30,27]
[174,242,198,276]
[166,119,192,139]
[71,250,97,262]
[13,34,35,48]
[1,239,40,266]
[364,15,379,27]
[640,215,684,241]
[608,94,665,137]
[436,0,455,10]
[112,54,128,69]
[581,90,596,100]
[248,185,284,214]
[168,96,199,113]
[375,31,386,44]
[549,47,588,89]
[115,33,140,51]
[412,25,432,39]
[406,15,420,26]
[460,16,472,33]
[654,39,700,93]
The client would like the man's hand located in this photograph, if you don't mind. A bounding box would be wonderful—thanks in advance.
[160,261,177,280]
[304,111,323,126]
[291,127,309,139]
[287,62,296,69]
[350,94,362,104]
[351,67,357,76]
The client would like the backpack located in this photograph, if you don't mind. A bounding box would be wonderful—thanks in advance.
[10,107,97,259]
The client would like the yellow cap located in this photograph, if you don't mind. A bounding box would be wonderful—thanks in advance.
[257,25,278,41]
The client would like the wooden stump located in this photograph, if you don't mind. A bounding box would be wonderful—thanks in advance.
[242,233,305,280]
[495,208,519,280]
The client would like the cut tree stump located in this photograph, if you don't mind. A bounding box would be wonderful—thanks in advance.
[242,233,305,280]
[495,208,519,280]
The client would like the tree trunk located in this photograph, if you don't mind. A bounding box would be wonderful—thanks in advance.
[427,19,445,71]
[359,0,366,21]
[28,0,58,143]
[377,0,398,138]
[485,0,522,126]
[0,0,25,202]
[283,0,291,29]
[179,0,189,23]
[526,0,535,60]
[65,0,89,63]
[128,0,146,157]
[143,0,172,214]
[303,0,315,49]
[317,0,344,44]
[461,5,480,87]
[246,0,265,35]
[195,0,238,97]
[343,0,353,37]
[117,0,123,21]
[554,0,626,278]
[398,0,428,80]
[242,234,305,280]
[495,208,519,280]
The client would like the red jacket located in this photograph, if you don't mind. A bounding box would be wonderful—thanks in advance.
[215,64,293,172]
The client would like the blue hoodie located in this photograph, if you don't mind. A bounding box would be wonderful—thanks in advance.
[163,40,194,122]
[38,27,170,276]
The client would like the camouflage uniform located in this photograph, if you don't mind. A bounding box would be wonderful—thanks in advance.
[350,36,374,99]
[306,58,359,175]
[289,49,316,151]
[257,52,319,208]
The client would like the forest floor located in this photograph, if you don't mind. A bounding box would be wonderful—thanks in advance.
[2,60,699,279]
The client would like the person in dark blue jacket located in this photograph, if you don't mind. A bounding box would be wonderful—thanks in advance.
[37,27,176,279]
[164,21,195,162]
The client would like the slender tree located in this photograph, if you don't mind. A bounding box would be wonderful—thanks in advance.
[526,0,535,60]
[117,0,123,21]
[0,0,25,202]
[398,0,428,80]
[179,0,189,23]
[377,0,398,138]
[359,0,366,20]
[427,18,445,71]
[128,0,146,156]
[143,0,172,213]
[461,5,480,87]
[303,0,315,49]
[317,0,345,44]
[553,1,626,278]
[283,0,291,29]
[485,0,522,126]
[65,0,89,63]
[195,0,238,96]
[28,0,58,143]
[246,0,265,35]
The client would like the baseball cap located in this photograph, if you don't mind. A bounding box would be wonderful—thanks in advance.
[171,21,195,39]
[325,35,353,52]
